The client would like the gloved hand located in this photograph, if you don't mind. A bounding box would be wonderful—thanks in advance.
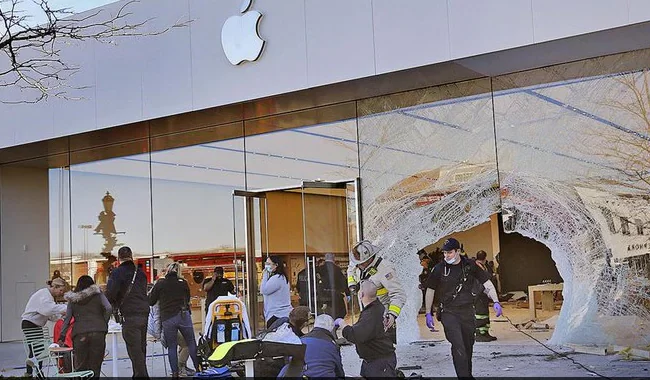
[346,295,351,303]
[334,318,344,327]
[348,284,358,294]
[493,302,503,317]
[425,313,435,331]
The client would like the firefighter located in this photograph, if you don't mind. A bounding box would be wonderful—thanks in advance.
[347,240,406,344]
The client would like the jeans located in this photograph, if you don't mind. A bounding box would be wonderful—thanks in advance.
[73,332,106,379]
[441,308,476,379]
[162,311,200,374]
[122,323,149,378]
[360,352,397,378]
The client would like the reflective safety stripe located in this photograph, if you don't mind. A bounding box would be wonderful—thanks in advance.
[388,304,401,315]
[376,287,388,296]
[475,314,490,319]
[347,276,356,286]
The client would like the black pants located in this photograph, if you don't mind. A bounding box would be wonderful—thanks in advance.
[73,332,106,379]
[122,324,149,378]
[21,320,44,376]
[360,352,397,378]
[441,308,476,379]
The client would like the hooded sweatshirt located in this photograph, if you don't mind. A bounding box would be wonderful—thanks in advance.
[59,285,112,340]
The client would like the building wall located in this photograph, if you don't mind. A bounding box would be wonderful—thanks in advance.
[1,0,649,148]
[0,166,50,341]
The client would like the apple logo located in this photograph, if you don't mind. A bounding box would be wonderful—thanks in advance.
[221,0,266,65]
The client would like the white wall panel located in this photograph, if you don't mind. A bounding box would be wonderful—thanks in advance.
[532,0,629,43]
[628,0,650,24]
[305,0,375,87]
[448,0,534,58]
[94,1,145,128]
[190,0,308,110]
[11,101,54,146]
[51,39,97,138]
[1,0,650,149]
[373,0,450,74]
[141,0,193,119]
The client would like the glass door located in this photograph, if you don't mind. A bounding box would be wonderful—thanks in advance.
[301,178,361,322]
[232,190,268,335]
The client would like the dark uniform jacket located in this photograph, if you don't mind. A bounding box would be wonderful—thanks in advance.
[106,261,150,326]
[342,299,394,361]
[426,256,490,311]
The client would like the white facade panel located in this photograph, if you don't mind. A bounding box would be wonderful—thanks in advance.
[1,0,650,148]
[11,101,54,146]
[372,0,450,74]
[94,32,144,129]
[51,39,97,138]
[532,0,629,43]
[448,0,534,58]
[628,0,650,24]
[191,0,308,110]
[305,0,375,87]
[141,0,193,119]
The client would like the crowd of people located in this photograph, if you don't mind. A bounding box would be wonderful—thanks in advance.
[20,236,502,378]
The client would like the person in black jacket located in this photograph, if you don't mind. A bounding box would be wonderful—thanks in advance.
[106,246,150,378]
[58,275,112,379]
[318,253,349,319]
[149,262,201,377]
[335,280,396,377]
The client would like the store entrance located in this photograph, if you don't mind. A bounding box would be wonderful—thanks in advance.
[232,178,361,335]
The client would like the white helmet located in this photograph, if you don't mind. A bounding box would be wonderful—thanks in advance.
[350,240,378,265]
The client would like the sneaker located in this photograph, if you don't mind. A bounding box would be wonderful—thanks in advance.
[25,357,37,368]
[488,334,498,341]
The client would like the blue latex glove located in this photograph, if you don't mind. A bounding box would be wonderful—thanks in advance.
[346,295,351,303]
[425,313,435,331]
[334,318,344,327]
[493,302,503,317]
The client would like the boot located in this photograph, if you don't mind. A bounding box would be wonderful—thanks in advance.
[475,333,493,342]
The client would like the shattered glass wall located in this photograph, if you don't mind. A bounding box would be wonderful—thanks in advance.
[493,51,650,346]
[357,78,501,344]
[357,50,650,346]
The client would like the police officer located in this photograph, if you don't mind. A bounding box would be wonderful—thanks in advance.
[202,267,234,314]
[318,253,349,319]
[424,238,502,379]
[347,240,406,344]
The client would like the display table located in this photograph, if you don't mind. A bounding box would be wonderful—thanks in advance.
[528,283,563,319]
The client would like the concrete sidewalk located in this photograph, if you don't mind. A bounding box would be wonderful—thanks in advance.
[2,307,648,377]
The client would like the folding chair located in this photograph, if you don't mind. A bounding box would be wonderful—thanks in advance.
[22,326,94,379]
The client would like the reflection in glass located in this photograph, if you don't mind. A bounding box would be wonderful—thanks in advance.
[49,167,72,284]
[69,151,153,285]
[150,129,246,322]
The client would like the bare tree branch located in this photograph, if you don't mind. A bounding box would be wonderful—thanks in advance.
[0,0,190,103]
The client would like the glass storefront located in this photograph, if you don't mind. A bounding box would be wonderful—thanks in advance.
[3,49,648,343]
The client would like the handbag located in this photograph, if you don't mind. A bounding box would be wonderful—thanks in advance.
[115,268,138,324]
